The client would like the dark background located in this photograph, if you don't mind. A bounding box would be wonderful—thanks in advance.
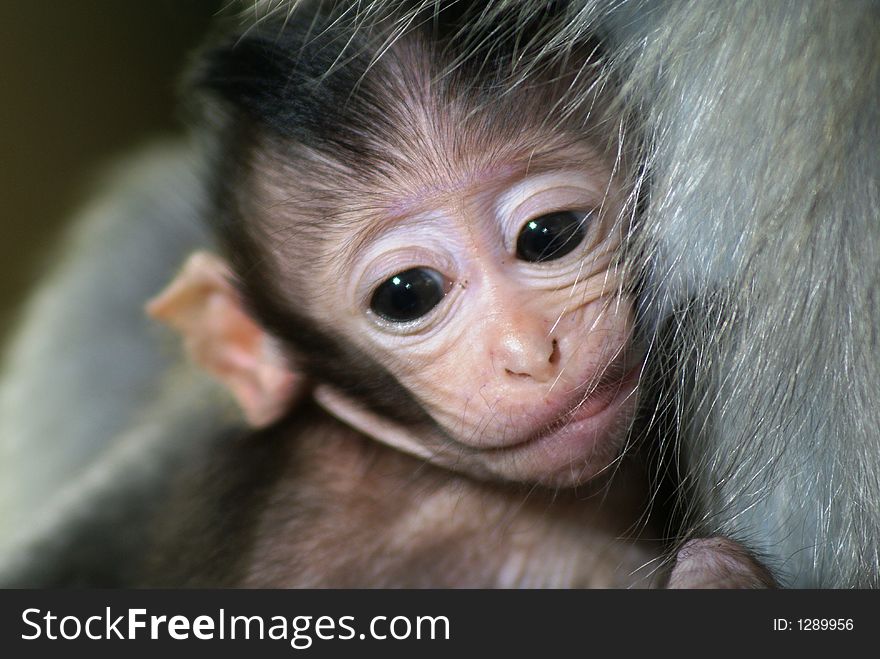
[0,1,220,335]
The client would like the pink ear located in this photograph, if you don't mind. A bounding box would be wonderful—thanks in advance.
[146,251,305,427]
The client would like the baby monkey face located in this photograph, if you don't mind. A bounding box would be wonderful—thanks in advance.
[310,147,642,487]
[154,12,643,490]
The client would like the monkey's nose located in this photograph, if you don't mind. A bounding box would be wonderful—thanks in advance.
[495,330,561,383]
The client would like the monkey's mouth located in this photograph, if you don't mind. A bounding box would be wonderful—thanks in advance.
[485,360,642,483]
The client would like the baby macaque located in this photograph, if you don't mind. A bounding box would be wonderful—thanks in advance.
[144,2,767,588]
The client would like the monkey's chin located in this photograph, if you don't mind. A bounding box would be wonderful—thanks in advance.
[485,365,641,488]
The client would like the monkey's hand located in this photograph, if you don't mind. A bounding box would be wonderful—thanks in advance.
[666,537,777,589]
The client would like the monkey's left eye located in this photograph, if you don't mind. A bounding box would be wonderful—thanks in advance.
[516,211,589,263]
[370,268,447,323]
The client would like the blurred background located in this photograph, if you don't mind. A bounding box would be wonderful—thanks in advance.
[0,1,220,336]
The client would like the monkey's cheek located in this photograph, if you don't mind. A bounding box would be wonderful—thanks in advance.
[488,367,640,488]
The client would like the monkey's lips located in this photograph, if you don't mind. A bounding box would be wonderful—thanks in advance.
[487,362,641,486]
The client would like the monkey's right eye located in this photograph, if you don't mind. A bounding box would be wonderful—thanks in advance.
[369,268,447,323]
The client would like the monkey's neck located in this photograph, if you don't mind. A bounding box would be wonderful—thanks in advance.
[235,406,664,588]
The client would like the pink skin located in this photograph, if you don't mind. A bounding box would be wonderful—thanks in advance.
[299,157,642,487]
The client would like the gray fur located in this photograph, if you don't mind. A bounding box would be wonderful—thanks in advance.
[0,141,240,581]
[632,0,880,587]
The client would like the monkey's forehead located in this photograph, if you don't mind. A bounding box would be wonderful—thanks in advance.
[247,136,614,236]
[194,1,610,160]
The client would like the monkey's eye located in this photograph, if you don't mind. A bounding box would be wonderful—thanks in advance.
[370,268,447,323]
[515,211,589,263]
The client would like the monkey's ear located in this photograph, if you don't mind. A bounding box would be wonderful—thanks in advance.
[146,251,305,428]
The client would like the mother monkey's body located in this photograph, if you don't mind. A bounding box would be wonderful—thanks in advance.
[622,0,880,587]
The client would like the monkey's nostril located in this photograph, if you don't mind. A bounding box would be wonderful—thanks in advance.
[548,339,560,365]
[505,368,532,379]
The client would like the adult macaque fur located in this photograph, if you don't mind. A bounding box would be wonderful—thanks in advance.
[0,143,236,586]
